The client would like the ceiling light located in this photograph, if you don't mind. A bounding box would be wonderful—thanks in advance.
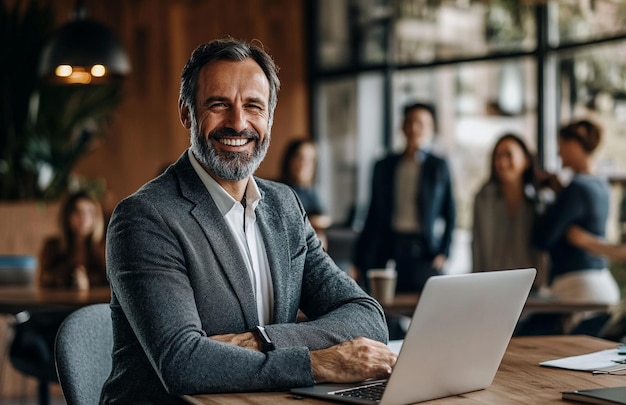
[38,4,130,84]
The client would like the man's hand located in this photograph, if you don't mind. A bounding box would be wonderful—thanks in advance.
[310,337,397,383]
[210,332,261,351]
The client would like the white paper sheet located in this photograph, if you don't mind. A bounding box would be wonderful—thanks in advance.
[540,348,626,373]
[388,340,403,354]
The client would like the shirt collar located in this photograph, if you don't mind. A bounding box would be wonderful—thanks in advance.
[187,149,262,216]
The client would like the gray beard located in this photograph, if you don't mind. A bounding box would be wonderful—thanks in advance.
[190,118,270,181]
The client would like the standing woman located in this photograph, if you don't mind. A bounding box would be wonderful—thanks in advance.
[472,134,547,288]
[38,190,107,289]
[533,120,620,304]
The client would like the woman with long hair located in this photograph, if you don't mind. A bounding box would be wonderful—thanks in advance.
[472,133,547,287]
[38,190,107,289]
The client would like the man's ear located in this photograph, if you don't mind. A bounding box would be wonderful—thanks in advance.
[178,99,191,129]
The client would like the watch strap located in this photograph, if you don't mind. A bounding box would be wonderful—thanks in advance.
[253,325,275,352]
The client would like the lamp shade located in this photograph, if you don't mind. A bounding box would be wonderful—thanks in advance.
[39,19,130,84]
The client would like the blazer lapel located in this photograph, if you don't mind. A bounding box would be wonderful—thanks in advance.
[174,152,258,327]
[255,192,292,324]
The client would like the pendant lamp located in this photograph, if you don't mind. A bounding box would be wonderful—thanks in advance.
[38,2,130,84]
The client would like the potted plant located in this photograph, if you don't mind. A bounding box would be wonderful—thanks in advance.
[0,0,122,201]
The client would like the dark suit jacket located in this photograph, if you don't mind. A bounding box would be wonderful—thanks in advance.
[101,150,387,404]
[354,151,456,272]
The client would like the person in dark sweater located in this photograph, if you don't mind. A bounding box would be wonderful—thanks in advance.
[533,120,620,304]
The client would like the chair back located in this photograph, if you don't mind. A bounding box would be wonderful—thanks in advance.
[54,303,112,405]
[0,255,36,285]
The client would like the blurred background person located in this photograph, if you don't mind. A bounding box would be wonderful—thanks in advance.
[280,138,331,248]
[38,190,107,289]
[353,102,455,293]
[472,133,548,290]
[10,190,108,404]
[533,120,620,304]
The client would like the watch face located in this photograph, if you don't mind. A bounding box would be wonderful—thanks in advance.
[256,326,275,352]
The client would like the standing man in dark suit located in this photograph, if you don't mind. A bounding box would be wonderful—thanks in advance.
[354,102,456,293]
[101,38,396,404]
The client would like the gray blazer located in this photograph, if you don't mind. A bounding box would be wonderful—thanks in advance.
[100,151,387,404]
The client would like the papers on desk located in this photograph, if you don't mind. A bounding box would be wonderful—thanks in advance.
[388,339,403,354]
[540,348,626,374]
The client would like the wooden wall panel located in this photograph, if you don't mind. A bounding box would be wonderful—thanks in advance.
[51,0,308,209]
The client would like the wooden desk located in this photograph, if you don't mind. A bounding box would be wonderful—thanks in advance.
[383,293,614,317]
[0,285,111,314]
[183,335,625,404]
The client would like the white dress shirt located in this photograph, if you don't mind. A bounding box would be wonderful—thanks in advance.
[392,154,421,233]
[188,149,274,325]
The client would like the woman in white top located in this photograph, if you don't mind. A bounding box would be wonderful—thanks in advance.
[472,133,548,288]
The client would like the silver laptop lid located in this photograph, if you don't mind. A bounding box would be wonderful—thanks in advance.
[381,268,535,405]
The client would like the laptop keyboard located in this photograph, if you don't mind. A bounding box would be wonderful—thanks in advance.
[329,381,387,402]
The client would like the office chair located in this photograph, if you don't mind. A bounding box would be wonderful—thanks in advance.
[54,303,112,405]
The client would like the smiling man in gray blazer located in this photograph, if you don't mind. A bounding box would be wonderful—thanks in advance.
[100,38,395,404]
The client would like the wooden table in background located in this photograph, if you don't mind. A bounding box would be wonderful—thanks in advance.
[0,285,111,314]
[184,335,625,404]
[382,293,614,317]
[0,285,111,400]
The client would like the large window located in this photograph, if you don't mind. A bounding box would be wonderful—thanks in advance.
[310,0,626,268]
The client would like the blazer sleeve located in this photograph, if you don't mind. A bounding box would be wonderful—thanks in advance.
[352,159,392,272]
[436,158,456,257]
[262,184,388,350]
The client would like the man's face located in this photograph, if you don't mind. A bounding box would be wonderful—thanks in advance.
[402,108,434,150]
[185,58,271,181]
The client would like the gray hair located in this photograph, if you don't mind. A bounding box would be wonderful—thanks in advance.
[179,37,281,128]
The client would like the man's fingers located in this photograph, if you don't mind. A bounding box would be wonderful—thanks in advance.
[311,337,397,383]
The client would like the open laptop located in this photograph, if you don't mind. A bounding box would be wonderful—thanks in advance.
[291,268,536,405]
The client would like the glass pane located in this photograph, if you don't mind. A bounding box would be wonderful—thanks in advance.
[555,0,626,45]
[316,75,387,228]
[392,0,536,64]
[557,41,626,178]
[393,58,537,230]
[317,0,352,70]
[315,0,537,71]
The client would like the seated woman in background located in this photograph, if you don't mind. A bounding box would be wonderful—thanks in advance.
[280,139,332,247]
[38,190,107,289]
[9,191,108,398]
[472,133,548,289]
[533,120,620,304]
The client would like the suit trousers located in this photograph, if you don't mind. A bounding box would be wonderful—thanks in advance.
[391,233,439,293]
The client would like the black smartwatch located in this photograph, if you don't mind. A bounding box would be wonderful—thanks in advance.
[253,325,275,352]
